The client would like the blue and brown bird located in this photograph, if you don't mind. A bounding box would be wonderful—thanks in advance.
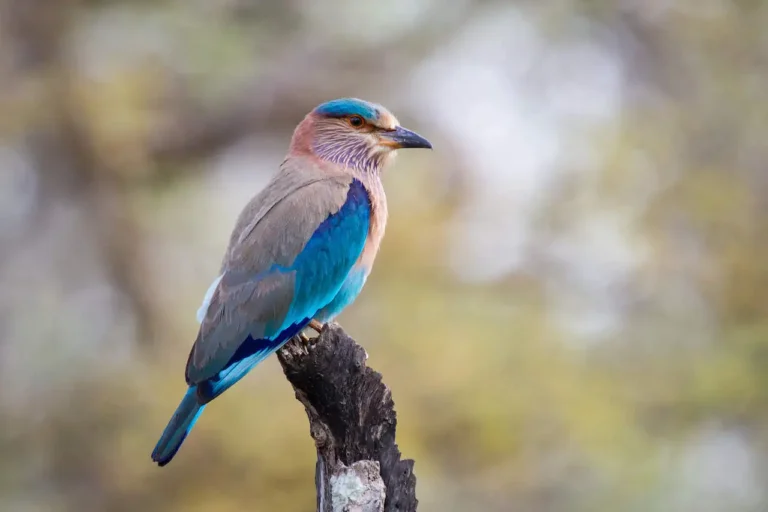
[151,98,432,466]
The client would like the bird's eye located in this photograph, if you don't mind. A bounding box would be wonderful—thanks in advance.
[348,115,364,128]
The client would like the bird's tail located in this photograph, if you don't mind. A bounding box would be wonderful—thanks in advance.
[151,386,206,466]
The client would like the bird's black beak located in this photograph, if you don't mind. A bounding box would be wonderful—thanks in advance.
[382,126,433,150]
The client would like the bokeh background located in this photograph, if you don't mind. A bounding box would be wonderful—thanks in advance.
[2,1,767,511]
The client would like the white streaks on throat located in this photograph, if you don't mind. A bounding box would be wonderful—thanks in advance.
[312,130,384,174]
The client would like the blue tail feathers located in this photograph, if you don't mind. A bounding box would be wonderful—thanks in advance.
[152,324,311,466]
[151,386,205,466]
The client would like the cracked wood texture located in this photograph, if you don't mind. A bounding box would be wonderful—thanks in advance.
[277,324,417,512]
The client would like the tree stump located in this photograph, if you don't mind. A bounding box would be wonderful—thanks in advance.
[277,324,417,512]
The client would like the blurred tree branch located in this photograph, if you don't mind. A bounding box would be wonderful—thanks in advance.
[278,325,417,512]
[0,0,156,345]
[145,2,476,168]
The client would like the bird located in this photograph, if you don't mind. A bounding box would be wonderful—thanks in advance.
[151,98,432,466]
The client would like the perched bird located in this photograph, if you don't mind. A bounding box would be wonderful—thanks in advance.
[151,98,432,466]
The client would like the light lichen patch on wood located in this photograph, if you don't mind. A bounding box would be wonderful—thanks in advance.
[330,460,385,512]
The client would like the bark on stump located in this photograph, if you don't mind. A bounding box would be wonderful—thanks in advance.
[277,324,417,512]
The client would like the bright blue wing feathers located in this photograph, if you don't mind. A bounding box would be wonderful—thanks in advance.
[286,178,370,323]
[316,268,367,322]
[193,178,371,401]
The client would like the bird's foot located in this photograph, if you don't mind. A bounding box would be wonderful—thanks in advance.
[298,320,326,344]
[308,319,325,333]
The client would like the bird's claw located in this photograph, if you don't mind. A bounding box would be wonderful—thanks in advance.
[308,319,325,333]
[296,320,326,345]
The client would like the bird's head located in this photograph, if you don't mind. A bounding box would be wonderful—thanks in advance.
[290,98,432,173]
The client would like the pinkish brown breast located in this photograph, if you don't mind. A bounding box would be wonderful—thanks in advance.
[357,174,388,272]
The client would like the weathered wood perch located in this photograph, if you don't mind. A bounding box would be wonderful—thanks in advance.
[277,324,417,512]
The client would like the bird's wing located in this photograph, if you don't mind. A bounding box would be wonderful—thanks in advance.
[184,171,371,385]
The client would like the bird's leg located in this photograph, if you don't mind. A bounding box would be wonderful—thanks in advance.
[297,319,326,345]
[308,319,325,333]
